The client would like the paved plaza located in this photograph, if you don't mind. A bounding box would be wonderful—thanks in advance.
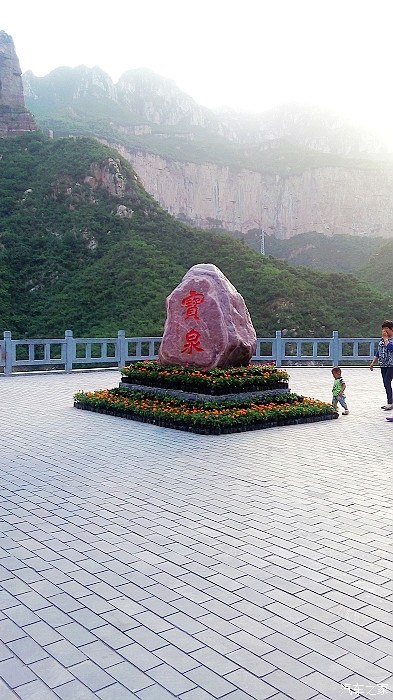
[1,367,393,700]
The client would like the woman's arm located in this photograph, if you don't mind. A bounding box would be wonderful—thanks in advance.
[370,353,378,371]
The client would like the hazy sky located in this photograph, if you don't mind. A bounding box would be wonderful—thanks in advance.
[3,0,393,139]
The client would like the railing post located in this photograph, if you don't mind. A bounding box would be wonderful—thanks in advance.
[332,330,339,367]
[65,330,73,373]
[275,330,282,367]
[4,331,12,376]
[118,330,126,369]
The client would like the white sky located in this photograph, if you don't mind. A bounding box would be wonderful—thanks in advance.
[3,0,393,141]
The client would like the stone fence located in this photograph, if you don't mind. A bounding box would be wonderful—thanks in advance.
[0,330,380,375]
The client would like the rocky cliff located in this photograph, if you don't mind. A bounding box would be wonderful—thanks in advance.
[0,31,37,137]
[103,144,393,238]
[20,61,393,238]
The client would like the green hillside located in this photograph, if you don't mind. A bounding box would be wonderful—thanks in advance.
[234,231,382,273]
[0,132,391,339]
[360,240,393,293]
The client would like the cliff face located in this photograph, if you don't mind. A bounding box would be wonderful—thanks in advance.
[20,61,393,238]
[84,158,126,197]
[0,31,37,136]
[107,146,393,238]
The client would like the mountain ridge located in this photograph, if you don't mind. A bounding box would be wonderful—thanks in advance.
[23,64,389,156]
[21,62,393,239]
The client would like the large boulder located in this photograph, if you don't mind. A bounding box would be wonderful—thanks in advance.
[159,263,256,368]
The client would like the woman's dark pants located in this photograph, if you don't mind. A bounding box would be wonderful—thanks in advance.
[381,366,393,404]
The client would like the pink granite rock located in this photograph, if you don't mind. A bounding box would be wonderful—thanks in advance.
[159,264,256,368]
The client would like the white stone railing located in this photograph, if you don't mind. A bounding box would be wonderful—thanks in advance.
[0,330,380,375]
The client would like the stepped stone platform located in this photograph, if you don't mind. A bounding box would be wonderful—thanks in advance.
[0,368,393,699]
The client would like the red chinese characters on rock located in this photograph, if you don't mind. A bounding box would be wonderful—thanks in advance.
[180,290,205,355]
[181,290,205,320]
[181,328,204,355]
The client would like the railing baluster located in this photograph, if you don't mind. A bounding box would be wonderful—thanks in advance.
[118,330,126,368]
[3,331,12,375]
[275,331,282,367]
[65,330,73,373]
[332,331,339,366]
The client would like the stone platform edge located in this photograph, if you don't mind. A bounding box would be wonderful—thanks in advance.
[119,381,291,403]
[75,402,338,434]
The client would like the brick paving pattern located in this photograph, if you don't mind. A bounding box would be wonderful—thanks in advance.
[0,367,392,699]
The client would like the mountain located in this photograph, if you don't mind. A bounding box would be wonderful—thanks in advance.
[23,67,388,154]
[217,103,389,156]
[235,231,382,273]
[23,65,223,136]
[0,131,391,339]
[22,64,393,239]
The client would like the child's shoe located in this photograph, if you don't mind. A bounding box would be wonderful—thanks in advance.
[342,410,349,415]
[381,404,393,410]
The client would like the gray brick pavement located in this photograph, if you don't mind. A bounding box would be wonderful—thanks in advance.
[0,368,393,698]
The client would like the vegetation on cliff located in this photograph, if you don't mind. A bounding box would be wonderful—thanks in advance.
[235,230,382,273]
[360,240,393,293]
[0,132,391,339]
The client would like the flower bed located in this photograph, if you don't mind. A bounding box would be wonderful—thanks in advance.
[74,387,337,434]
[120,361,289,395]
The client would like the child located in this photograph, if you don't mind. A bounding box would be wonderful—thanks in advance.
[332,367,349,415]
